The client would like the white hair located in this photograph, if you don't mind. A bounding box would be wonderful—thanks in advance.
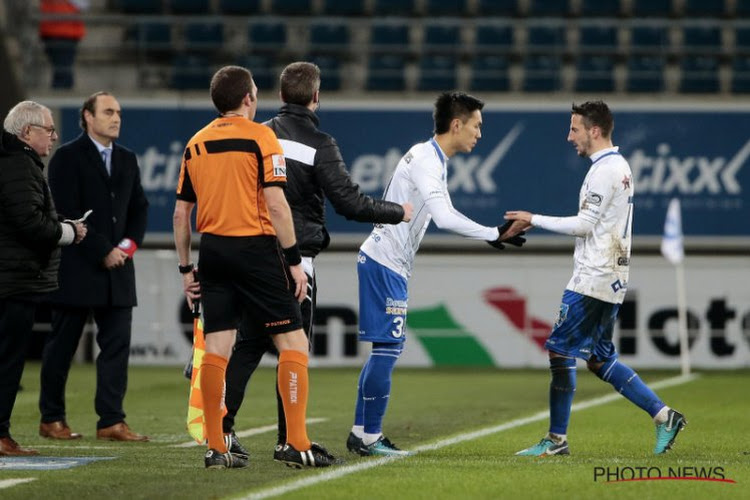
[3,100,51,136]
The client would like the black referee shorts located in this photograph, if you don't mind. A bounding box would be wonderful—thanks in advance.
[198,234,302,335]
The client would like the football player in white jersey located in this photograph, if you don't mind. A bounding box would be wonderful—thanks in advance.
[346,92,526,457]
[506,101,686,457]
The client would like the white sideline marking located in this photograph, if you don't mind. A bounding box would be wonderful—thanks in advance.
[238,374,698,500]
[0,478,37,490]
[174,417,328,448]
[33,445,117,450]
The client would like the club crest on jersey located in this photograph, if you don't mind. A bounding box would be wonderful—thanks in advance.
[272,154,286,177]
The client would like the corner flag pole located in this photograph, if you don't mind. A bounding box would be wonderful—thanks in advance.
[660,198,690,376]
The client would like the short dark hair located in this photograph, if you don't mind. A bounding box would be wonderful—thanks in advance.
[571,100,613,138]
[433,92,484,135]
[80,91,112,131]
[210,66,254,114]
[280,62,321,106]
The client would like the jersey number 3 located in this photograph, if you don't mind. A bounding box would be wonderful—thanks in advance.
[391,317,404,338]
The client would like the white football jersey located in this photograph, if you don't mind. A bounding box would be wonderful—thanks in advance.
[360,138,497,279]
[567,146,634,304]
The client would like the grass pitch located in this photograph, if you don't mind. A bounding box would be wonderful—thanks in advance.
[1,363,747,499]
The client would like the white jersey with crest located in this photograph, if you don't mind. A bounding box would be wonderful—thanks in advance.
[360,138,498,279]
[567,146,633,303]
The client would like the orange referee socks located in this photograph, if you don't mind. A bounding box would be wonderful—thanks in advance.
[278,350,311,451]
[201,352,229,453]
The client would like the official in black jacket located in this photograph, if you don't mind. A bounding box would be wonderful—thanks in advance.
[0,100,86,456]
[221,62,412,452]
[40,92,149,442]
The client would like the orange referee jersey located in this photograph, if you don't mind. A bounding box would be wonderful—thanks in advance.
[176,116,286,237]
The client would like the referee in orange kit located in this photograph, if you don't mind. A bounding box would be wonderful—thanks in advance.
[173,65,338,469]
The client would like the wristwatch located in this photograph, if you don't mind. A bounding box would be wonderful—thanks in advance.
[178,263,194,274]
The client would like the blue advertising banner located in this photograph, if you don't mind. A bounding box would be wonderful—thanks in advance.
[58,104,749,239]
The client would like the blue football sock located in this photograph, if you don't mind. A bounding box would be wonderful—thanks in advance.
[549,356,577,436]
[353,357,370,427]
[362,342,403,435]
[595,359,664,417]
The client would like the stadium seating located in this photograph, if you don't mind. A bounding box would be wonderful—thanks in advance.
[219,0,261,15]
[474,23,514,54]
[169,0,210,14]
[237,54,276,91]
[730,56,750,92]
[626,55,666,92]
[170,54,214,90]
[422,23,462,54]
[125,21,172,52]
[271,0,312,16]
[580,0,622,17]
[469,55,510,91]
[118,0,163,14]
[475,0,519,16]
[522,55,562,91]
[367,54,407,91]
[425,0,467,17]
[683,0,726,17]
[631,0,673,17]
[373,0,416,16]
[370,23,411,53]
[528,0,571,17]
[248,22,287,53]
[526,23,567,54]
[184,22,224,52]
[630,25,670,53]
[418,54,458,91]
[735,26,750,54]
[737,0,750,17]
[682,24,723,54]
[307,54,342,91]
[322,0,366,16]
[679,55,720,92]
[575,55,615,92]
[309,22,351,55]
[578,23,619,54]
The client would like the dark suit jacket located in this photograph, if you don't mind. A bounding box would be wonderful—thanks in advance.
[47,133,148,307]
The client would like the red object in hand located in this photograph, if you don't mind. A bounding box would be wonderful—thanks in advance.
[117,238,138,258]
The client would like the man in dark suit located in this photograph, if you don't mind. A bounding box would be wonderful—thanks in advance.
[40,91,149,441]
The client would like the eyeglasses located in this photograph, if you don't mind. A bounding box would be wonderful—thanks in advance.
[29,123,57,136]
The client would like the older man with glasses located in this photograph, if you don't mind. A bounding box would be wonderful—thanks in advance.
[0,100,87,456]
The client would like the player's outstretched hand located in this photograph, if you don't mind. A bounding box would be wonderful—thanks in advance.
[495,220,527,248]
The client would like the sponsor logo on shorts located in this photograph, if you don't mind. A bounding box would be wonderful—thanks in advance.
[385,297,408,316]
[266,318,292,328]
[554,303,569,329]
[357,253,367,264]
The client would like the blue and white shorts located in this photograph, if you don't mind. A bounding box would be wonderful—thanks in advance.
[357,251,408,344]
[544,289,620,362]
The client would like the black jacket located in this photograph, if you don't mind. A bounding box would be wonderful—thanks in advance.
[0,131,62,298]
[47,133,149,307]
[264,104,403,257]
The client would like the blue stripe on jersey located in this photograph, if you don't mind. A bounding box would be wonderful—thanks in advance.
[591,151,621,165]
[429,137,446,166]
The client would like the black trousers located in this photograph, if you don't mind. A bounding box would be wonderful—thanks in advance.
[0,296,39,438]
[223,272,315,442]
[39,306,132,429]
